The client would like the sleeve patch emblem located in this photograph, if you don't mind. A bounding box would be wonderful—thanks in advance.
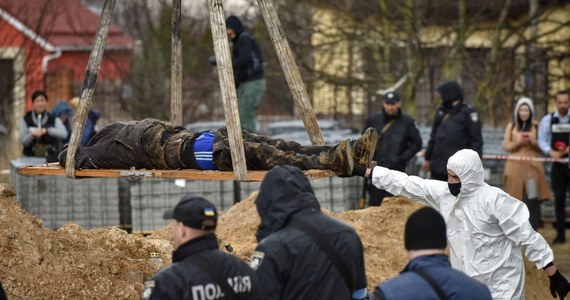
[249,251,265,271]
[470,112,479,122]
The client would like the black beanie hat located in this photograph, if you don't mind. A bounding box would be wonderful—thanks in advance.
[436,80,463,104]
[225,15,244,35]
[405,207,447,250]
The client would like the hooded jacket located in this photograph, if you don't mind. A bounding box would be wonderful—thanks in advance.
[502,97,551,201]
[253,165,367,299]
[424,102,483,176]
[226,16,263,87]
[370,149,554,300]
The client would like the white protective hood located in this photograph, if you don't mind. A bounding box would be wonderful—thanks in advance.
[371,149,553,300]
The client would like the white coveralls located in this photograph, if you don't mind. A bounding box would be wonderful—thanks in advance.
[371,149,553,299]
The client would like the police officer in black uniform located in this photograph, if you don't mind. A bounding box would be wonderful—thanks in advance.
[422,81,483,181]
[250,165,368,299]
[142,194,261,300]
[538,90,570,244]
[19,90,68,162]
[363,91,422,205]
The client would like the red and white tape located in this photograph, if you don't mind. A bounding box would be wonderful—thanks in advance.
[417,151,569,163]
[481,153,569,163]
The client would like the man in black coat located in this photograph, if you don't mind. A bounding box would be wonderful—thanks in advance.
[251,165,368,299]
[142,194,262,300]
[363,91,422,205]
[422,80,483,181]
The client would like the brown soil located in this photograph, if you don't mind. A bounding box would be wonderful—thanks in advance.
[0,184,554,299]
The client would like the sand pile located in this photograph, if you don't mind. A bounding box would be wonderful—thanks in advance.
[0,183,171,299]
[0,184,551,299]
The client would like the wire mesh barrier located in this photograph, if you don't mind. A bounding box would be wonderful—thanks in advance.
[10,166,364,231]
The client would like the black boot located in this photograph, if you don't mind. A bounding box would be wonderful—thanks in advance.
[319,140,354,176]
[350,127,378,167]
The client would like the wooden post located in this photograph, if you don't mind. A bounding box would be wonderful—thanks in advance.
[65,0,116,178]
[170,0,183,126]
[208,0,248,181]
[257,0,324,146]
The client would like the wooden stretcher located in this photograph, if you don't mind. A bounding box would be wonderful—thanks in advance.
[18,164,336,182]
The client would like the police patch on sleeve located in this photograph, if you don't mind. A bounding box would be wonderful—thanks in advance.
[141,280,155,300]
[249,251,265,271]
[470,112,479,122]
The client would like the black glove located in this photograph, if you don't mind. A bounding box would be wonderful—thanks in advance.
[208,56,217,66]
[337,165,367,178]
[549,270,570,299]
[353,165,367,177]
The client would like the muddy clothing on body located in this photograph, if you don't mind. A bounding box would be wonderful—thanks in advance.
[60,118,346,172]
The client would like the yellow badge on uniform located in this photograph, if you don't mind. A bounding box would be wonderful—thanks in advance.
[250,251,265,271]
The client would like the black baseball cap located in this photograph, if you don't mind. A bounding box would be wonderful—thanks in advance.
[163,195,218,230]
[384,91,400,103]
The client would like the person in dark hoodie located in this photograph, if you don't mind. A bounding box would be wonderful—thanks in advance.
[363,91,422,206]
[250,165,368,299]
[421,80,483,181]
[142,194,262,299]
[225,15,265,132]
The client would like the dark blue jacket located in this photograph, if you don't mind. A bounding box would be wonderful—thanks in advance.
[81,109,101,146]
[373,255,492,300]
[254,165,367,299]
[425,103,483,176]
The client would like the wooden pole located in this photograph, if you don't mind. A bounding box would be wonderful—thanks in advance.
[256,0,324,145]
[65,0,116,178]
[208,0,248,181]
[170,0,183,126]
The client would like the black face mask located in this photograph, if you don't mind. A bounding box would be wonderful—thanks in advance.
[448,182,461,196]
[443,100,455,110]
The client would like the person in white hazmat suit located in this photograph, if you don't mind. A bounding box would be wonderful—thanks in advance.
[353,149,570,299]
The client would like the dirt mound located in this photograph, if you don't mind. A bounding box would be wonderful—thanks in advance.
[0,186,551,299]
[0,186,171,299]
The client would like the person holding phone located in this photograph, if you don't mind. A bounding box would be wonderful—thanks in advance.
[503,97,551,230]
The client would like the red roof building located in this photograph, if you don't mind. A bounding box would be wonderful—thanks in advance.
[0,0,133,111]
